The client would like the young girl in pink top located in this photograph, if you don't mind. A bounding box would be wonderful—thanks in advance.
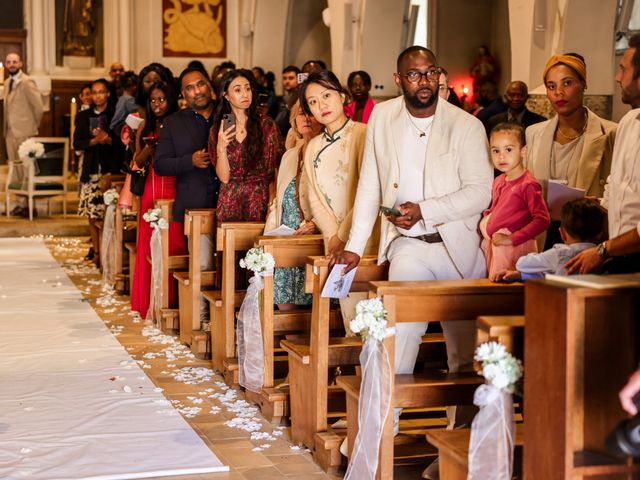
[480,123,550,281]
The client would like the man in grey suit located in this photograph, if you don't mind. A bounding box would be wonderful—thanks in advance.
[3,52,44,217]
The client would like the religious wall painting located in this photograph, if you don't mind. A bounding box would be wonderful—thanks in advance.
[163,0,226,58]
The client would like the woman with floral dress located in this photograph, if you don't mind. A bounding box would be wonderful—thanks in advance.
[209,69,284,222]
[264,101,322,307]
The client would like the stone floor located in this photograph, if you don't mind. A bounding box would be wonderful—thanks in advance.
[0,214,88,237]
[43,235,432,480]
[45,235,342,480]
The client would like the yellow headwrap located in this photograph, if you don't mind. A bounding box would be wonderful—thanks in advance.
[543,54,587,84]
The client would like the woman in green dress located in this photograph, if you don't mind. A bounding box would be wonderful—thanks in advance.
[264,101,323,308]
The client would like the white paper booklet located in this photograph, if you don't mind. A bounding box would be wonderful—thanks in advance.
[264,225,296,236]
[547,180,586,220]
[321,264,358,299]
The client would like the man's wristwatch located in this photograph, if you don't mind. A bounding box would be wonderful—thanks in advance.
[596,241,609,259]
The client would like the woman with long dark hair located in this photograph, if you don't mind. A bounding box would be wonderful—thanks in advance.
[74,78,124,263]
[209,69,284,221]
[131,81,184,319]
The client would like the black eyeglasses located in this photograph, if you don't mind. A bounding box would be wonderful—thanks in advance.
[401,68,441,83]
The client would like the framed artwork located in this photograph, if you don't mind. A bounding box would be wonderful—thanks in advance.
[162,0,226,58]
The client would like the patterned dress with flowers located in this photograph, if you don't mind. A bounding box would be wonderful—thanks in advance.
[273,179,312,305]
[210,115,284,222]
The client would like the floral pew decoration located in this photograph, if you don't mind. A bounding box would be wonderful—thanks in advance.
[468,341,523,480]
[101,188,119,288]
[237,247,275,393]
[144,207,169,322]
[344,297,393,480]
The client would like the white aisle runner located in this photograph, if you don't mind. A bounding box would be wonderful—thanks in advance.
[0,238,228,480]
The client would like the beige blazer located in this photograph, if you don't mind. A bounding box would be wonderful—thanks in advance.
[3,72,44,139]
[264,144,313,233]
[525,108,617,198]
[303,121,379,254]
[345,96,493,279]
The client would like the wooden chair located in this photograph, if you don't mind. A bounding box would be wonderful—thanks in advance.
[173,209,216,345]
[426,424,524,480]
[337,279,524,479]
[204,222,265,376]
[523,276,640,479]
[241,234,328,423]
[281,256,388,471]
[5,137,69,221]
[143,199,189,332]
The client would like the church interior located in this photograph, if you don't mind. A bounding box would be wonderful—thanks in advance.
[0,1,639,479]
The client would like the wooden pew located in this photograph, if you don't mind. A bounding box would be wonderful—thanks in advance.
[337,279,524,479]
[204,222,265,377]
[147,199,188,332]
[114,206,137,294]
[426,424,524,480]
[241,234,327,423]
[282,256,388,471]
[523,276,640,479]
[476,315,525,357]
[173,209,216,346]
[124,242,136,297]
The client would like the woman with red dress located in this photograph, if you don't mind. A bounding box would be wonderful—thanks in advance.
[209,69,284,222]
[131,81,186,319]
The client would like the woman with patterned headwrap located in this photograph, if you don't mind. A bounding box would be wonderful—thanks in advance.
[525,53,616,248]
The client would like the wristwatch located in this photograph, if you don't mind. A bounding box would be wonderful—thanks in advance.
[596,241,609,258]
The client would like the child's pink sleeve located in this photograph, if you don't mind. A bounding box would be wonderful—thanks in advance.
[509,181,551,245]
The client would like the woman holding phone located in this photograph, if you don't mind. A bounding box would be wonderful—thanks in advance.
[131,81,183,319]
[209,69,284,222]
[74,78,124,264]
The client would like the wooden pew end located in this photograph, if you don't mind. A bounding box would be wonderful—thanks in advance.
[160,308,180,334]
[313,431,345,474]
[245,388,289,425]
[223,358,240,387]
[190,331,211,360]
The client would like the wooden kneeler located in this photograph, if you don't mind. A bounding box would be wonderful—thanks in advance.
[338,279,524,479]
[241,234,327,423]
[281,256,388,472]
[204,222,265,380]
[173,209,216,346]
[145,199,188,332]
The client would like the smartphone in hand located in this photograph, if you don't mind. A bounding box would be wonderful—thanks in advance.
[379,205,403,217]
[142,136,158,147]
[222,113,236,132]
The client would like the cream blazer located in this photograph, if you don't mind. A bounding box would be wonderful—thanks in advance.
[345,96,493,279]
[525,108,617,198]
[264,144,313,233]
[303,121,379,254]
[3,73,44,139]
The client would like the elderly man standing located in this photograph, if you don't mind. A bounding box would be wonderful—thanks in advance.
[566,33,640,275]
[334,45,492,478]
[487,80,546,132]
[3,52,44,217]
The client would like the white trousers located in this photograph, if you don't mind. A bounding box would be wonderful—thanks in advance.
[387,237,477,428]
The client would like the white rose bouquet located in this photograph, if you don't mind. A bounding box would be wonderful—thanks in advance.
[474,341,523,393]
[350,297,388,342]
[468,341,523,480]
[103,188,119,206]
[239,247,275,274]
[143,207,168,231]
[18,138,45,160]
[236,247,275,393]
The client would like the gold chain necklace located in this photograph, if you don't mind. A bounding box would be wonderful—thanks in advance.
[406,112,432,138]
[557,108,588,141]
